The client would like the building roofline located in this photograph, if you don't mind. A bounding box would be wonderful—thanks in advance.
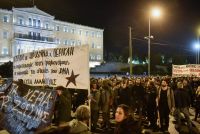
[54,19,104,31]
[0,8,12,14]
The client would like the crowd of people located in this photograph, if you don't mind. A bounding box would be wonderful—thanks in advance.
[48,75,200,134]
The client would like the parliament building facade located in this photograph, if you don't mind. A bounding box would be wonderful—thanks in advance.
[0,6,103,67]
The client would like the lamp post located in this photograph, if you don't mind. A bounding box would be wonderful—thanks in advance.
[146,7,161,76]
[129,27,133,75]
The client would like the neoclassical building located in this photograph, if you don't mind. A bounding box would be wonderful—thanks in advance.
[0,6,103,67]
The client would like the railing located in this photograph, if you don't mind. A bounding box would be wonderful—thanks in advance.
[14,33,54,42]
[13,23,53,31]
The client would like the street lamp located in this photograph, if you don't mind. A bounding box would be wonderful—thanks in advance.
[145,7,161,76]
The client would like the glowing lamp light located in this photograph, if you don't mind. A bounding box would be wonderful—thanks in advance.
[151,8,161,18]
[194,43,200,50]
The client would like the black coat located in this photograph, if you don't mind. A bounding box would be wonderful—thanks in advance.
[114,117,141,134]
[174,88,190,108]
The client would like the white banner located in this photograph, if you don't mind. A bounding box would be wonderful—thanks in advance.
[172,64,200,77]
[13,45,89,89]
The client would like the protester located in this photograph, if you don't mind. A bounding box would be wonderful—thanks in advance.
[145,80,158,131]
[157,79,175,132]
[114,104,140,134]
[194,86,200,121]
[54,86,71,126]
[174,81,192,133]
[90,82,100,130]
[99,80,112,129]
[68,105,91,134]
[37,105,90,134]
[132,77,145,126]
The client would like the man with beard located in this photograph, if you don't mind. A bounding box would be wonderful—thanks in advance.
[157,79,175,132]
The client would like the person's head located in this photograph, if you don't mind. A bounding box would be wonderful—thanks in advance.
[75,105,90,122]
[177,81,183,89]
[183,79,188,87]
[147,80,154,88]
[161,79,168,87]
[135,78,141,85]
[91,82,97,91]
[115,104,131,123]
[56,86,64,96]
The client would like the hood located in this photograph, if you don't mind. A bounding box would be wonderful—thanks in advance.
[69,119,89,133]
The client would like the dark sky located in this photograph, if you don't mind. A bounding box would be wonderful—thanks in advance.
[1,0,200,62]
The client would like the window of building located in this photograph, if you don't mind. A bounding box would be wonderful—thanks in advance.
[37,33,40,39]
[33,32,36,39]
[3,31,8,39]
[28,18,32,26]
[56,39,60,44]
[45,23,49,29]
[86,31,89,36]
[19,18,24,25]
[67,40,71,45]
[3,15,9,23]
[33,19,36,27]
[37,20,41,27]
[92,32,94,37]
[79,30,82,35]
[92,43,95,48]
[2,47,8,55]
[63,26,67,32]
[28,31,32,37]
[97,32,102,38]
[97,55,102,60]
[64,40,68,45]
[90,54,95,60]
[71,28,75,34]
[71,40,75,46]
[56,25,60,31]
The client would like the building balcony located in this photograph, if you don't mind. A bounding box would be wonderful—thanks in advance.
[14,33,55,43]
[13,23,53,31]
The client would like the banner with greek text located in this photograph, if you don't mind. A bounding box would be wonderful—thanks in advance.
[172,64,200,77]
[13,45,89,89]
[0,83,57,134]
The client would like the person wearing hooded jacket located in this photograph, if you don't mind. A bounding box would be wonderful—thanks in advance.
[68,105,91,134]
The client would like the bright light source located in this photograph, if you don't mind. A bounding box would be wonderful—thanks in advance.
[194,42,200,49]
[151,8,161,18]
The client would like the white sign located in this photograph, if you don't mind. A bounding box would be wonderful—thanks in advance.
[13,45,89,89]
[172,64,200,77]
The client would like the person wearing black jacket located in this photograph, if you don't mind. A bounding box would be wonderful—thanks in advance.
[174,81,192,132]
[132,78,145,126]
[146,80,157,131]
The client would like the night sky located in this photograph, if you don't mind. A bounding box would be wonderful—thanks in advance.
[1,0,200,62]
